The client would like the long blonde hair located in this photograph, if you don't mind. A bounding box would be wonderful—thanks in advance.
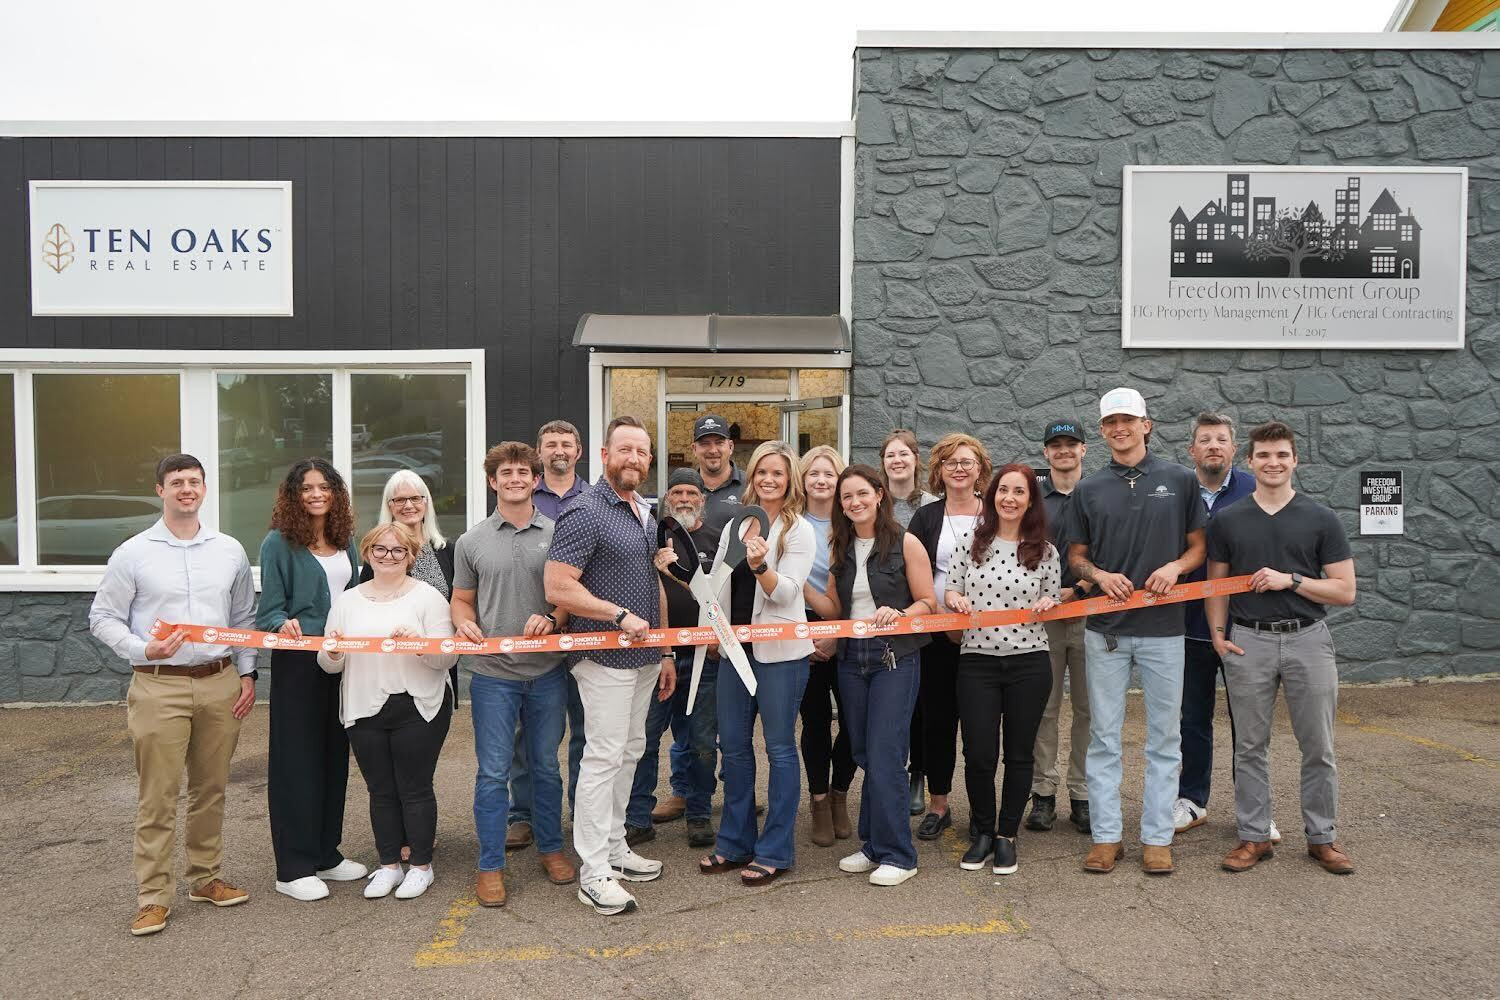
[741,440,806,559]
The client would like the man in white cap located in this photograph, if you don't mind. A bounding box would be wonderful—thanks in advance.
[1065,387,1206,876]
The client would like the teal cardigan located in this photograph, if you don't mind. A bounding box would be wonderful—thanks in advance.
[255,530,360,638]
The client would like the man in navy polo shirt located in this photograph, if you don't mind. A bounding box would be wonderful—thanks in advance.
[692,414,745,540]
[1066,387,1206,876]
[546,415,676,916]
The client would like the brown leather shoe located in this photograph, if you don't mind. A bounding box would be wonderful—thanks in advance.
[505,822,533,851]
[1141,845,1174,875]
[539,851,576,885]
[188,878,249,907]
[1221,841,1274,873]
[475,869,507,907]
[1083,842,1124,873]
[1308,842,1355,875]
[809,795,835,847]
[829,790,853,840]
[130,904,169,936]
[651,795,687,823]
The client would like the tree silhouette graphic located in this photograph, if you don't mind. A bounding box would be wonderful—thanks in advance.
[1243,206,1344,279]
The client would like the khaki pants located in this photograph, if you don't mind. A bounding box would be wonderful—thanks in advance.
[1031,618,1090,801]
[127,666,243,908]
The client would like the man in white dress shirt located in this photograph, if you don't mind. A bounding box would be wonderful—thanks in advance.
[90,454,258,937]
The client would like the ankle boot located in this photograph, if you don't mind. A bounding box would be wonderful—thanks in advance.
[809,795,835,847]
[829,789,853,840]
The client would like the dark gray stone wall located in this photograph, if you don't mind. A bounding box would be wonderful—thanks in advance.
[852,46,1500,683]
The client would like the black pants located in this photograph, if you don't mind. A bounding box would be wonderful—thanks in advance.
[917,636,961,796]
[800,658,855,795]
[348,690,453,866]
[957,650,1052,838]
[268,649,350,881]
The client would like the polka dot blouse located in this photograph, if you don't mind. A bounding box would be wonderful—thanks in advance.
[944,532,1062,656]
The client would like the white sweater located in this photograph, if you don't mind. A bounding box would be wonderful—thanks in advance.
[317,581,459,728]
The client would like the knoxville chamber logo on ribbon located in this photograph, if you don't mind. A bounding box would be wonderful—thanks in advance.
[29,180,294,317]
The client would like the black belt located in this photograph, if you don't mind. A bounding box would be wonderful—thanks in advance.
[1232,617,1318,635]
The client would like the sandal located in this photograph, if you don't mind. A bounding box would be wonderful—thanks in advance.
[699,854,748,875]
[739,862,786,886]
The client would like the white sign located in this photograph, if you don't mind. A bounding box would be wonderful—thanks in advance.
[1122,166,1467,350]
[29,181,293,316]
[1360,469,1404,536]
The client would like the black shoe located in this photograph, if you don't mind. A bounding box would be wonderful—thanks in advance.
[908,771,926,816]
[992,836,1018,875]
[624,824,656,847]
[960,834,994,871]
[1024,794,1056,832]
[686,818,716,849]
[915,810,952,841]
[1070,800,1092,835]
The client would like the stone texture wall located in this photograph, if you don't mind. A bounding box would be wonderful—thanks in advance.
[852,46,1500,682]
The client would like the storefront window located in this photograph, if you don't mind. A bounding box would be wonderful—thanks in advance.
[33,373,179,564]
[795,369,846,455]
[217,373,333,564]
[0,376,16,564]
[350,373,468,542]
[607,368,660,492]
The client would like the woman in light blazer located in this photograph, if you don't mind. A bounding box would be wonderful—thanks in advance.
[698,441,815,886]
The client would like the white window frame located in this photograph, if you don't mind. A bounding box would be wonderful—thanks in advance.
[0,348,486,591]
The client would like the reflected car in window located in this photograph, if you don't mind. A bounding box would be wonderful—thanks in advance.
[352,454,444,493]
[0,494,163,564]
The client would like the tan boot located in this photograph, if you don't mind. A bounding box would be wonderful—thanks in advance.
[1083,842,1124,873]
[475,869,507,907]
[1308,842,1355,875]
[829,790,853,840]
[809,795,835,847]
[651,795,687,823]
[1142,845,1175,875]
[538,851,576,885]
[1222,841,1274,873]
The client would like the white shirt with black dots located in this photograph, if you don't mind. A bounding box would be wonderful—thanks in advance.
[945,533,1062,657]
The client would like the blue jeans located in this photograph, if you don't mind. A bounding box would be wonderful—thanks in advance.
[627,652,719,828]
[838,639,921,870]
[1179,638,1235,808]
[470,667,568,871]
[508,668,585,825]
[715,651,810,871]
[1084,632,1184,847]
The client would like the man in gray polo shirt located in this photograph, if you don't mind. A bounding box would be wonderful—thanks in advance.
[453,441,576,908]
[1066,387,1206,876]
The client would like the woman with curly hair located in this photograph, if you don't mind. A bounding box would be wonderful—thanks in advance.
[257,457,365,901]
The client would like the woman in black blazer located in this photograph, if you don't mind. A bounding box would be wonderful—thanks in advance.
[905,434,992,841]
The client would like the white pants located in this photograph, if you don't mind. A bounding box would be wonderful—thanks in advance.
[571,658,662,882]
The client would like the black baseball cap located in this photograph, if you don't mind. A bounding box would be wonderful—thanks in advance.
[693,414,731,441]
[667,467,705,492]
[1043,419,1086,444]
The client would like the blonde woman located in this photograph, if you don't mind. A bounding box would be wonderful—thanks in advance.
[698,441,815,886]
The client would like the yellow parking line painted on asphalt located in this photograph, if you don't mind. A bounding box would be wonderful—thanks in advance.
[1337,710,1498,769]
[25,730,131,788]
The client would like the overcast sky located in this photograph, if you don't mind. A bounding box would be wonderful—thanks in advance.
[5,1,1390,124]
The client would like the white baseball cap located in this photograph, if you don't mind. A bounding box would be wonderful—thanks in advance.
[1099,386,1148,419]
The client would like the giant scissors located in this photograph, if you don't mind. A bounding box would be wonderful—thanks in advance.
[658,506,769,713]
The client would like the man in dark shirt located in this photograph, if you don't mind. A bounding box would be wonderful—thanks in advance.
[1066,387,1206,876]
[692,414,745,540]
[1206,421,1356,876]
[1026,419,1095,836]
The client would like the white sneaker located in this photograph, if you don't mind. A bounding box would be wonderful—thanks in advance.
[839,850,877,874]
[869,864,918,887]
[394,865,434,899]
[316,859,369,882]
[609,849,663,882]
[578,876,638,915]
[1269,820,1283,845]
[364,867,404,899]
[274,876,329,901]
[1172,797,1208,834]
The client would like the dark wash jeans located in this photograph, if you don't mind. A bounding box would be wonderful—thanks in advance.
[1179,638,1236,808]
[838,638,921,870]
[628,652,719,827]
[957,650,1052,839]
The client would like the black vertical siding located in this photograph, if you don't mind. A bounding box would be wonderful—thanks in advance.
[0,136,841,444]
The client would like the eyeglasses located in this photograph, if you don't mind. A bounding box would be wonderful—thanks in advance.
[389,495,427,508]
[941,459,979,471]
[370,545,409,559]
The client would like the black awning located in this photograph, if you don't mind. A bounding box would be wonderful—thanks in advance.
[572,314,849,352]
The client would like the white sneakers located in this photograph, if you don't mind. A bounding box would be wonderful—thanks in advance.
[1172,797,1209,834]
[578,876,638,916]
[275,876,329,901]
[1269,820,1283,844]
[869,864,918,887]
[609,849,663,883]
[316,859,370,881]
[364,867,404,899]
[395,866,434,899]
[839,850,877,874]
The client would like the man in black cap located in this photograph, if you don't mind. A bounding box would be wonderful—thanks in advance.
[692,414,745,539]
[1025,419,1095,835]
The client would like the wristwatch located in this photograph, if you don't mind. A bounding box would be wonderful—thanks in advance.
[542,611,558,627]
[613,607,631,627]
[1290,573,1304,592]
[750,561,770,575]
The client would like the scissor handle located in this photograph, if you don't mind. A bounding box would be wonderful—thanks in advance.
[656,515,698,584]
[720,505,770,569]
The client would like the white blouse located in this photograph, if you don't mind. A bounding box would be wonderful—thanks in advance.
[849,537,877,619]
[945,532,1062,657]
[317,581,459,727]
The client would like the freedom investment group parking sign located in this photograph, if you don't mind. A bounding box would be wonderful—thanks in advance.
[1122,166,1467,350]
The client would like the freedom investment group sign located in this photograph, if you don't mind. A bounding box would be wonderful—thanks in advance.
[1122,166,1466,350]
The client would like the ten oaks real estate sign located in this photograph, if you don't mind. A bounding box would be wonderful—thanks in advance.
[1122,166,1466,350]
[29,180,293,316]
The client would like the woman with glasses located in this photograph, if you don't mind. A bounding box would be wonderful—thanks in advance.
[905,434,993,838]
[320,521,460,900]
[258,458,364,902]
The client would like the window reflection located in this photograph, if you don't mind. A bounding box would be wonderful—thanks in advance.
[351,373,467,540]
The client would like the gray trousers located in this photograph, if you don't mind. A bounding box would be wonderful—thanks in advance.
[1223,621,1340,845]
[1031,617,1089,800]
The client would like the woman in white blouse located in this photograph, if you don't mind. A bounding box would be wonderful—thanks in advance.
[319,521,459,900]
[943,464,1061,878]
